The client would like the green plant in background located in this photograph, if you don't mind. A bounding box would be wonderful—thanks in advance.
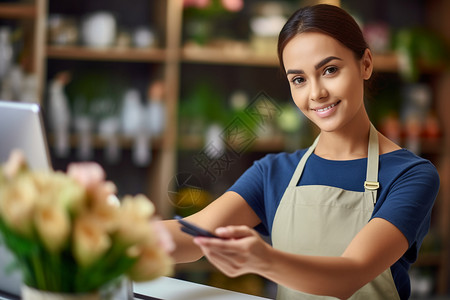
[66,71,125,120]
[183,0,243,45]
[179,81,230,131]
[365,84,402,126]
[393,27,449,82]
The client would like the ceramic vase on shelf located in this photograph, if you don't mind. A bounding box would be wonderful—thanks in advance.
[82,11,116,48]
[0,27,13,80]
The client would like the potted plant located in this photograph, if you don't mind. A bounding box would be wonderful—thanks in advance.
[0,150,174,299]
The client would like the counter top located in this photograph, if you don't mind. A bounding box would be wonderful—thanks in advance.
[134,276,271,300]
[0,277,272,300]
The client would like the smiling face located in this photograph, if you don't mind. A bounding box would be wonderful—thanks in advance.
[282,32,373,133]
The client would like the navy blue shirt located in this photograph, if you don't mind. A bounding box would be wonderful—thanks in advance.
[228,148,440,299]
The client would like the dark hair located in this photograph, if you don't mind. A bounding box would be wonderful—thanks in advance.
[277,4,369,72]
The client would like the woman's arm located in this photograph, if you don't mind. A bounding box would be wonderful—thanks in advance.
[194,217,408,299]
[163,191,261,263]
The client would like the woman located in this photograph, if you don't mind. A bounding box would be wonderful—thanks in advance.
[164,4,440,299]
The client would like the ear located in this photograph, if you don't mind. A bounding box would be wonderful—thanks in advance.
[361,48,373,80]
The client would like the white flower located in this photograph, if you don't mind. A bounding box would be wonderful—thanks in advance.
[67,162,117,210]
[34,203,70,253]
[89,198,121,233]
[115,195,156,247]
[127,241,174,282]
[0,175,38,236]
[31,171,87,214]
[0,151,173,292]
[73,215,111,267]
[121,194,155,219]
[116,215,152,248]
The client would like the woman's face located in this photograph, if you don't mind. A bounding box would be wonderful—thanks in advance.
[282,32,372,133]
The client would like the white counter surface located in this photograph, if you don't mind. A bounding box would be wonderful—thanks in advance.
[0,276,272,300]
[133,276,271,300]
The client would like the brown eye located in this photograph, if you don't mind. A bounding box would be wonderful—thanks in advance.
[324,66,338,75]
[291,77,306,85]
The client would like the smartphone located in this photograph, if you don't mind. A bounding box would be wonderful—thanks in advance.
[175,215,220,238]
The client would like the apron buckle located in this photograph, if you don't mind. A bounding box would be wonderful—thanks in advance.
[364,181,380,190]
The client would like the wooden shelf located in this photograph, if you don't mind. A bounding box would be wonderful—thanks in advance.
[0,3,37,19]
[178,135,285,152]
[48,134,163,149]
[47,43,438,76]
[46,44,401,71]
[179,134,444,154]
[252,136,285,152]
[372,52,400,72]
[46,45,167,62]
[45,43,442,77]
[182,45,401,71]
[182,45,279,67]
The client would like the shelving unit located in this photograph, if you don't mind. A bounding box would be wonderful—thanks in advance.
[182,46,402,70]
[1,0,449,297]
[0,0,182,217]
[46,46,167,62]
[47,134,164,150]
[0,0,46,100]
[0,3,37,18]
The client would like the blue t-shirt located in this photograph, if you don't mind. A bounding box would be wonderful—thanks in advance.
[228,148,440,300]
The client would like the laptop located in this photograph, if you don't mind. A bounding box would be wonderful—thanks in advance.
[0,100,52,299]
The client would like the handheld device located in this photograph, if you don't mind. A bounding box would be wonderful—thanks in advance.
[175,216,219,238]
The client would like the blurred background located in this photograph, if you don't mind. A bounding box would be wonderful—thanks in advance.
[0,0,449,298]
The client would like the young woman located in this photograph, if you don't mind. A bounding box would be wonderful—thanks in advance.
[163,4,440,299]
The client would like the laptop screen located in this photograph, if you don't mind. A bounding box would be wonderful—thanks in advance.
[0,100,52,298]
[0,101,51,170]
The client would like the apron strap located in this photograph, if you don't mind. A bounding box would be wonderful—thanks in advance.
[365,124,380,195]
[287,135,320,187]
[288,124,380,195]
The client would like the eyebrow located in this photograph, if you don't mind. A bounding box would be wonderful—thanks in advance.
[286,56,343,75]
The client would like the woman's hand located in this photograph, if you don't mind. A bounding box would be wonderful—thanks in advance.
[193,225,272,277]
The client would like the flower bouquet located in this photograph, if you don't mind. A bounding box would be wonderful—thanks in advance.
[0,150,174,298]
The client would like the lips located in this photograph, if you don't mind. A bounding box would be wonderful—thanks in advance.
[311,100,341,112]
[311,100,341,118]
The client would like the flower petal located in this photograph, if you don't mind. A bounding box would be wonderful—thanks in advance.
[127,243,173,282]
[73,216,111,267]
[34,203,70,253]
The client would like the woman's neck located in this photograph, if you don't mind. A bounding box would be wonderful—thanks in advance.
[314,120,372,161]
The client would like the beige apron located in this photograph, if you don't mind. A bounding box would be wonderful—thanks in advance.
[271,125,400,300]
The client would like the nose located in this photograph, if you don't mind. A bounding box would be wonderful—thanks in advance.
[309,80,328,102]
